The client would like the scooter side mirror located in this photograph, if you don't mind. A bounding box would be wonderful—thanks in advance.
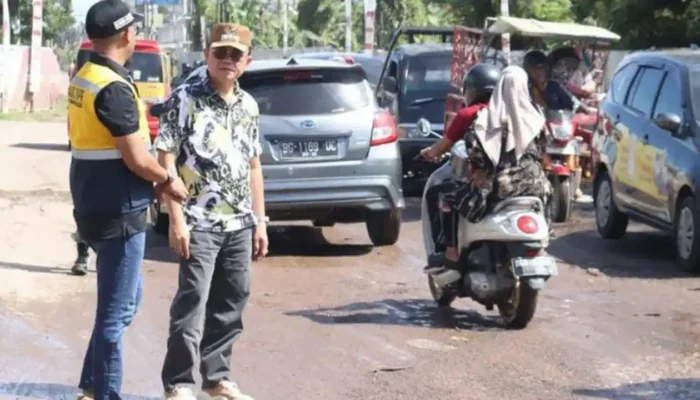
[416,118,432,137]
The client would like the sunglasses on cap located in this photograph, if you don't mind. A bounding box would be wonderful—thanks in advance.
[212,47,245,62]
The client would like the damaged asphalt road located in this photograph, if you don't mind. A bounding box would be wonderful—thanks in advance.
[1,121,699,400]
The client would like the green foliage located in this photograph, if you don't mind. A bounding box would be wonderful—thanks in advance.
[182,0,700,52]
[0,0,75,45]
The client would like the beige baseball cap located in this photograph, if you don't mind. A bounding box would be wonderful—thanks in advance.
[209,23,252,53]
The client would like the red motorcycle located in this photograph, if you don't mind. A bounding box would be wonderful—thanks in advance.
[544,109,580,223]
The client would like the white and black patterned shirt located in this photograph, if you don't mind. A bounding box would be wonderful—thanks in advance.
[154,68,262,232]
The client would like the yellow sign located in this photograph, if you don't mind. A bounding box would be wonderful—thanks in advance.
[613,130,665,201]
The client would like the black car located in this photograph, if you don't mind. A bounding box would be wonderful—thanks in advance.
[376,42,457,194]
[592,48,700,272]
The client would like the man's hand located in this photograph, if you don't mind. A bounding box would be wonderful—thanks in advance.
[419,146,441,163]
[252,223,269,261]
[161,177,188,202]
[169,220,190,259]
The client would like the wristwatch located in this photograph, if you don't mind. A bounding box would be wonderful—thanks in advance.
[257,215,270,224]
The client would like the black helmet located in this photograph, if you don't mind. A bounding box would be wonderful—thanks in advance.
[522,49,549,73]
[462,63,502,106]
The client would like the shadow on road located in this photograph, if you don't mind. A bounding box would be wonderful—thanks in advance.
[548,227,689,279]
[0,261,77,275]
[285,298,504,331]
[0,382,158,400]
[572,378,700,399]
[267,225,373,257]
[143,225,373,262]
[10,143,69,152]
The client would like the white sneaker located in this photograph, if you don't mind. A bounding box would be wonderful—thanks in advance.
[203,381,254,400]
[164,387,197,400]
[76,390,94,400]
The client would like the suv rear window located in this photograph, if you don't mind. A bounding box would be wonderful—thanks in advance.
[240,69,371,116]
[76,49,163,83]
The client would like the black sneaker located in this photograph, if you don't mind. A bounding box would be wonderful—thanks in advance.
[71,256,88,276]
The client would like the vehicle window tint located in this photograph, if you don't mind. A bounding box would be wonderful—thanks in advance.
[627,67,664,116]
[653,71,683,121]
[610,63,638,103]
[404,54,452,95]
[240,69,371,116]
[129,52,163,83]
[690,69,700,122]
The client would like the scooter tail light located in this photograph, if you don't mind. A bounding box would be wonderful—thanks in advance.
[516,215,539,234]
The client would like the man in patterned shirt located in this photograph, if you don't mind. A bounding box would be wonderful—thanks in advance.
[154,23,267,400]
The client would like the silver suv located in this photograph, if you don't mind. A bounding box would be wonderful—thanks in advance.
[152,58,405,246]
[243,58,405,246]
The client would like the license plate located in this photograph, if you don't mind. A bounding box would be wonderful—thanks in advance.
[280,140,338,158]
[511,256,558,278]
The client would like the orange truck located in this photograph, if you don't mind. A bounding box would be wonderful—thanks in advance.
[68,39,172,143]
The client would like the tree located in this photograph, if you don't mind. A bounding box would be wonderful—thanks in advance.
[1,0,76,45]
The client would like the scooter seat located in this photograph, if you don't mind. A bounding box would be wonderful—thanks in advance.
[492,196,544,213]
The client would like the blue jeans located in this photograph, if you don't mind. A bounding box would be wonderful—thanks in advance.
[78,232,146,400]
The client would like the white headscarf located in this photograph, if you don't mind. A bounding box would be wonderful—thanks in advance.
[472,65,546,166]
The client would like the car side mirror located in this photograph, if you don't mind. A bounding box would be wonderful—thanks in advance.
[416,118,432,137]
[654,112,682,134]
[383,76,397,93]
[149,103,164,118]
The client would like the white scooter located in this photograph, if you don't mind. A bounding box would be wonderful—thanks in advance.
[416,118,558,329]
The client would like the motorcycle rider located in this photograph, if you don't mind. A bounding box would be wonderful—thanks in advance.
[428,65,551,269]
[523,49,588,201]
[419,63,502,267]
[522,49,584,112]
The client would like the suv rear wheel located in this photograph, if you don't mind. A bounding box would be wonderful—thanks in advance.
[675,196,700,272]
[366,209,401,246]
[594,171,628,239]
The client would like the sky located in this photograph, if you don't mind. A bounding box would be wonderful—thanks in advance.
[72,0,97,20]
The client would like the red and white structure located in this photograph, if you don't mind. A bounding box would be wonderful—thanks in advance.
[363,0,376,55]
[30,0,43,94]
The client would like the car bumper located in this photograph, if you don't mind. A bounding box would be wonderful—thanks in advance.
[153,175,405,223]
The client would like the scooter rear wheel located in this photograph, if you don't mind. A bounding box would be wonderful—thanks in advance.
[428,274,457,307]
[497,278,539,329]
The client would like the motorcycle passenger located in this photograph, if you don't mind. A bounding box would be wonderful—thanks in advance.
[420,63,502,265]
[436,65,552,267]
[522,49,586,113]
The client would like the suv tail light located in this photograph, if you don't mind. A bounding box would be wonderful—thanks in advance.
[516,215,538,234]
[371,110,398,146]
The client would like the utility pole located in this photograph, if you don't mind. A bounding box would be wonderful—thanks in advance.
[344,0,351,52]
[500,0,510,63]
[1,0,10,113]
[282,0,288,56]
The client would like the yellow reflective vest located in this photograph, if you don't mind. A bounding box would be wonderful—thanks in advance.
[68,61,154,219]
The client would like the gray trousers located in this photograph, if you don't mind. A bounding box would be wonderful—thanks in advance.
[162,227,253,391]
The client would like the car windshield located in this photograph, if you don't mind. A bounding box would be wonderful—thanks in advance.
[400,53,453,125]
[239,69,372,116]
[75,50,163,83]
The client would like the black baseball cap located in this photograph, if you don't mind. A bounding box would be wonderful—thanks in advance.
[85,0,144,40]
